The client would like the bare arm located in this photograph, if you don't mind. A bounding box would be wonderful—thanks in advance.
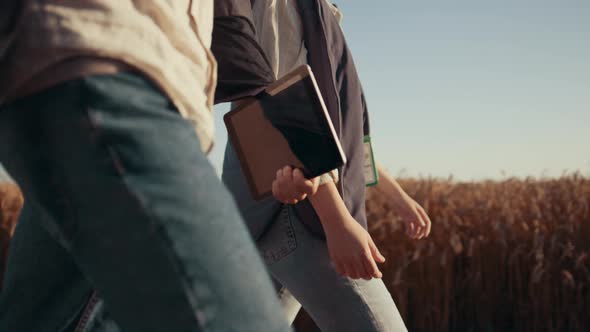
[375,163,432,239]
[375,163,412,210]
[308,182,385,280]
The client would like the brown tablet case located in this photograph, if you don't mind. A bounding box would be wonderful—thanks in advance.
[224,65,346,200]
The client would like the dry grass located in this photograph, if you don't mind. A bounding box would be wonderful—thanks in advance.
[295,174,590,332]
[1,175,588,330]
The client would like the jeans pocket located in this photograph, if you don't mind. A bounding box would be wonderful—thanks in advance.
[257,206,297,264]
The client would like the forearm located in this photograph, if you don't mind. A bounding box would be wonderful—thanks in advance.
[376,163,411,209]
[308,182,350,231]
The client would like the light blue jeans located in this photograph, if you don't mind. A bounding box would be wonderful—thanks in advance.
[259,206,408,332]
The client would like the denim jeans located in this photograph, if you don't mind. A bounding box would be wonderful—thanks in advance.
[223,141,407,332]
[258,206,408,332]
[0,72,292,332]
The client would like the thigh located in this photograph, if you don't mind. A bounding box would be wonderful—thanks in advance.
[0,74,290,332]
[272,278,303,325]
[263,207,407,332]
[0,202,93,332]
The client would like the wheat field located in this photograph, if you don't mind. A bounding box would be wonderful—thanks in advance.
[0,182,24,290]
[2,175,589,331]
[295,174,590,332]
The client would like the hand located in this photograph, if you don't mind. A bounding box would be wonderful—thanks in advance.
[393,195,432,239]
[324,214,386,280]
[272,166,320,204]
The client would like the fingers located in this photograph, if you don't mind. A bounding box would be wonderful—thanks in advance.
[414,206,428,239]
[406,221,418,238]
[409,221,420,239]
[343,261,364,280]
[334,261,347,277]
[406,214,428,239]
[336,259,364,280]
[411,207,430,240]
[277,166,293,195]
[369,237,386,263]
[417,206,432,238]
[412,221,425,239]
[311,176,320,193]
[362,251,382,279]
[272,179,299,204]
[343,262,358,279]
[272,178,279,199]
[293,169,320,197]
[293,168,315,196]
[335,251,384,280]
[273,166,307,204]
[272,166,321,204]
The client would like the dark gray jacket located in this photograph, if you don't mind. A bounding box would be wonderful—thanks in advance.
[213,0,371,238]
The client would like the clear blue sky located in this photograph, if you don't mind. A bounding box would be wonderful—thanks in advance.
[210,0,590,180]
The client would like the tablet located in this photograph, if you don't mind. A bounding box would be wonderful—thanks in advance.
[224,65,347,200]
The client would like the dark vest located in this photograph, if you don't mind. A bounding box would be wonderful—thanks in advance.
[212,0,370,238]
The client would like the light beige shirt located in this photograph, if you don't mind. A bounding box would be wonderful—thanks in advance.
[0,0,217,153]
[252,0,342,183]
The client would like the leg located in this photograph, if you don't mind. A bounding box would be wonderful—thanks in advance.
[272,278,303,325]
[0,73,291,332]
[258,206,408,332]
[0,202,94,331]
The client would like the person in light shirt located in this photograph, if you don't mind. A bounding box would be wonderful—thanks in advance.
[0,2,295,331]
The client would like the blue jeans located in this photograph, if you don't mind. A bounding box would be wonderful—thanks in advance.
[0,73,292,332]
[259,206,408,332]
[223,142,407,332]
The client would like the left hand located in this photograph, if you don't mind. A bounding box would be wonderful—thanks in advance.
[392,194,432,239]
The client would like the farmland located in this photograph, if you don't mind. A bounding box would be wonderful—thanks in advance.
[2,175,589,331]
[295,174,590,332]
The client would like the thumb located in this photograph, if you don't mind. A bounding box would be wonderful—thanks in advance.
[309,176,321,195]
[369,237,386,263]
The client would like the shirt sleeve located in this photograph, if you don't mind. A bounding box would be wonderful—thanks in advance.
[318,169,340,185]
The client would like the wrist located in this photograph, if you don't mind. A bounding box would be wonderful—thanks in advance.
[390,191,412,210]
[376,169,412,210]
[309,182,352,230]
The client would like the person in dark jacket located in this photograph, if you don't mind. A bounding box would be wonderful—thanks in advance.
[213,1,432,331]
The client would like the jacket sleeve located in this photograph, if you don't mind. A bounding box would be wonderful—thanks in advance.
[212,0,275,104]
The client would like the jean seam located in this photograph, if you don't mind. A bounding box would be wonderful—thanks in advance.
[74,291,100,332]
[284,206,298,252]
[82,106,207,331]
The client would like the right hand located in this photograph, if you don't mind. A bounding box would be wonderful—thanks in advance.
[324,214,386,280]
[272,166,320,204]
